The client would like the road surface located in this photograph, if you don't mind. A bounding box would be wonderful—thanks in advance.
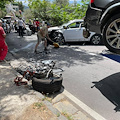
[6,31,120,120]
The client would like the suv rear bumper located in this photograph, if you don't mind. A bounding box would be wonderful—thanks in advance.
[84,5,102,34]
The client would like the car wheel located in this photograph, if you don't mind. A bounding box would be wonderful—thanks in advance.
[103,14,120,54]
[90,34,102,45]
[55,33,65,45]
[48,31,57,45]
[52,31,58,38]
[32,76,63,94]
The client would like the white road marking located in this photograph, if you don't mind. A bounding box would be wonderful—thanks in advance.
[88,52,97,56]
[10,43,34,53]
[63,90,106,120]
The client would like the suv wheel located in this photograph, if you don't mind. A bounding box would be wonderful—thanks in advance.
[103,14,120,54]
[90,34,102,45]
[55,33,65,45]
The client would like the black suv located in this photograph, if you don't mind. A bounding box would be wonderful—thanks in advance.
[84,0,120,54]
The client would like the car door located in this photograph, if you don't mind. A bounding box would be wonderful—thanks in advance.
[63,22,83,42]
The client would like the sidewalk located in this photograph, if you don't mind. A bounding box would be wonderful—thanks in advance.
[0,52,93,120]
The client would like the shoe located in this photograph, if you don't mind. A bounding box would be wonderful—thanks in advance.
[44,48,48,51]
[34,50,39,54]
[44,48,49,54]
[45,51,48,54]
[34,50,37,53]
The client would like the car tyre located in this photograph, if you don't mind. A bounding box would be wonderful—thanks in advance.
[103,14,120,54]
[55,33,65,45]
[32,76,63,94]
[90,34,102,45]
[48,31,57,45]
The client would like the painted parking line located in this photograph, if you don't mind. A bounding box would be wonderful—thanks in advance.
[85,50,120,64]
[101,50,120,63]
[63,90,106,120]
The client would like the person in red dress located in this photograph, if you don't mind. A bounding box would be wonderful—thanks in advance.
[0,20,8,61]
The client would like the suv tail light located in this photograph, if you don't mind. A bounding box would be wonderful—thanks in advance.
[90,0,94,3]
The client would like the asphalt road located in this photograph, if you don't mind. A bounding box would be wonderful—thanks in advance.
[6,31,120,120]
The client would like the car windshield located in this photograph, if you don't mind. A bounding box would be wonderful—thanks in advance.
[59,21,75,28]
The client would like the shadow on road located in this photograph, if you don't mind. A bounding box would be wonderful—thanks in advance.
[6,32,105,68]
[91,72,120,112]
[48,46,104,67]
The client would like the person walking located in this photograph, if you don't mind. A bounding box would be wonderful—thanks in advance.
[34,21,51,54]
[32,18,36,33]
[14,20,17,32]
[18,17,25,37]
[0,20,8,61]
[35,18,40,32]
[29,19,32,29]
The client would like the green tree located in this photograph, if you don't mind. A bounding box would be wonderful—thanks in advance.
[27,0,89,26]
[23,8,34,23]
[0,0,14,18]
[18,1,24,12]
[73,0,77,6]
[0,0,14,9]
[28,0,51,21]
[53,0,69,7]
[47,4,63,25]
[0,8,7,18]
[13,1,24,12]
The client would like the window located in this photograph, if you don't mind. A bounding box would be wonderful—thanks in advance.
[68,22,80,28]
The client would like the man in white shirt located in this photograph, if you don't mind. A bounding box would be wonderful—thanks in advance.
[18,17,25,37]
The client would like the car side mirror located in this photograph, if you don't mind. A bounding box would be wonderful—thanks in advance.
[79,23,84,30]
[63,26,67,29]
[79,26,81,30]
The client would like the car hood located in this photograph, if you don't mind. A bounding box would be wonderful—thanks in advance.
[48,26,60,32]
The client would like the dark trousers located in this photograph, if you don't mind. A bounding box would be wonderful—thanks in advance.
[19,26,23,37]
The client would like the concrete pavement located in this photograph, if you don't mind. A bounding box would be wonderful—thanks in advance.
[0,52,94,119]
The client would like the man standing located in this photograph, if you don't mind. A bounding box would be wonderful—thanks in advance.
[18,17,25,37]
[0,20,8,61]
[34,21,51,53]
[32,18,36,33]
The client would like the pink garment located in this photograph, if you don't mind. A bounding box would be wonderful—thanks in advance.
[0,26,8,60]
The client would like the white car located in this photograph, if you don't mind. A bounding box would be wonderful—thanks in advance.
[48,19,102,45]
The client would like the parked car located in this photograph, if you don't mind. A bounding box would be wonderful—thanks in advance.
[84,0,120,54]
[48,19,102,45]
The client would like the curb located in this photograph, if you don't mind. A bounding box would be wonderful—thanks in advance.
[5,52,68,119]
[5,52,95,120]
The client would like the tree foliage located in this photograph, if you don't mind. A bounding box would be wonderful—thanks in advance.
[0,8,6,18]
[27,0,89,26]
[23,8,34,22]
[53,0,69,7]
[0,0,14,9]
[0,0,14,18]
[13,1,24,11]
[28,0,51,21]
[17,1,24,12]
